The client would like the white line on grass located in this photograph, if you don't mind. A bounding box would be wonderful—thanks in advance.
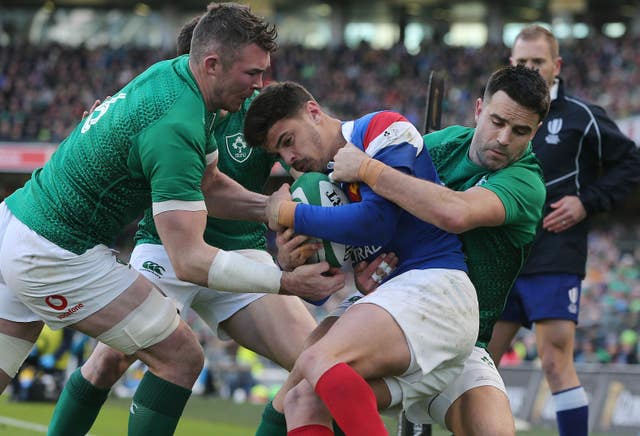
[0,416,48,433]
[0,416,95,435]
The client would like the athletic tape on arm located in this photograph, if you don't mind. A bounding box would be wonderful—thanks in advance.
[208,250,282,294]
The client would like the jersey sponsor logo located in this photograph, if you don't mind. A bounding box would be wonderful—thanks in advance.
[56,303,85,320]
[45,295,68,310]
[45,295,85,319]
[345,244,382,263]
[225,133,252,163]
[568,286,579,314]
[81,93,127,133]
[141,260,166,278]
[544,118,563,144]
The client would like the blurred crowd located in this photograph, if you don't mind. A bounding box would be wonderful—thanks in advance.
[1,33,639,143]
[503,220,640,367]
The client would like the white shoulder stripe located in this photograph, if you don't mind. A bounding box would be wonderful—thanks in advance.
[565,96,602,160]
[152,200,207,216]
[365,120,423,158]
[206,150,219,166]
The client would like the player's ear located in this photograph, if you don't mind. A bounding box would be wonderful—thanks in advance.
[474,97,483,122]
[204,52,220,76]
[306,101,322,123]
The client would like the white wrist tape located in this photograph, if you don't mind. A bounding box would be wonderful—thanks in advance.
[208,250,282,294]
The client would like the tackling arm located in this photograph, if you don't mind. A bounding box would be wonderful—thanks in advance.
[362,161,505,234]
[201,162,268,222]
[154,209,217,287]
[154,208,345,300]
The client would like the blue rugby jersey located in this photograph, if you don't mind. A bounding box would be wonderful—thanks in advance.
[293,111,467,281]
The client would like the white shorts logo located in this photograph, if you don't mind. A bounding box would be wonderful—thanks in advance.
[567,286,579,314]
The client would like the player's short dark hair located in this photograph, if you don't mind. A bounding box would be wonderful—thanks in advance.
[176,16,200,56]
[484,64,550,122]
[244,81,315,149]
[190,2,277,66]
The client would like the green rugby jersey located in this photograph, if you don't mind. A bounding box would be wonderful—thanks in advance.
[426,126,545,348]
[135,93,278,251]
[5,55,217,255]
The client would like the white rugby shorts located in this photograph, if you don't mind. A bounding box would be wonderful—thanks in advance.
[354,268,479,416]
[398,346,507,428]
[130,243,269,339]
[0,202,138,329]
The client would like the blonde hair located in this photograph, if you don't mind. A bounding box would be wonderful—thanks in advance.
[514,25,559,59]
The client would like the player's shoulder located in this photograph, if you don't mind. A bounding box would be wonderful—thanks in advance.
[349,111,422,156]
[424,125,472,149]
[128,57,203,128]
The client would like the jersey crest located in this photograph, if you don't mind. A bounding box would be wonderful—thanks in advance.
[225,133,252,163]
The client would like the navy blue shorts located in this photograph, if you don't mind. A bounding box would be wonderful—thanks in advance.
[500,273,582,329]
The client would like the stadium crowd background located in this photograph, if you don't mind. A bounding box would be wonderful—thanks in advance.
[1,1,640,402]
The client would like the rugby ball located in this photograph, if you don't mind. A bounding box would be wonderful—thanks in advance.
[289,172,350,268]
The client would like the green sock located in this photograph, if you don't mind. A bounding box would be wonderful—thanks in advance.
[47,368,110,436]
[332,421,346,436]
[128,371,192,436]
[255,400,287,436]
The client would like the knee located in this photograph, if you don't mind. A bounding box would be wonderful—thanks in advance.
[83,346,133,387]
[170,323,205,376]
[539,347,572,378]
[283,380,328,424]
[295,346,330,380]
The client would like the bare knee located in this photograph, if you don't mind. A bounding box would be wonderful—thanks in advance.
[446,386,515,436]
[283,380,331,429]
[296,346,333,383]
[538,343,574,382]
[139,321,204,385]
[82,343,135,388]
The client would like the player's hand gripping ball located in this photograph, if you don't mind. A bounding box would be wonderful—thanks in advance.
[289,172,350,269]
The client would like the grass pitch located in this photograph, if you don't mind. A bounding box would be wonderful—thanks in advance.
[0,393,609,435]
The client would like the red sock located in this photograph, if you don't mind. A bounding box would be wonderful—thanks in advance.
[287,424,334,436]
[314,362,387,436]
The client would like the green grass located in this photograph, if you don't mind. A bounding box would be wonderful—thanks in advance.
[0,393,608,435]
[0,394,399,435]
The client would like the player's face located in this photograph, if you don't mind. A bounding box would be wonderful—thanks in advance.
[470,90,541,171]
[510,37,561,88]
[214,43,270,112]
[264,104,334,173]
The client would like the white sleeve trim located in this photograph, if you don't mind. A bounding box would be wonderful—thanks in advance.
[152,200,207,216]
[206,150,219,166]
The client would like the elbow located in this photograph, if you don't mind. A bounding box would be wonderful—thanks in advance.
[171,255,198,283]
[173,262,192,283]
[441,214,471,234]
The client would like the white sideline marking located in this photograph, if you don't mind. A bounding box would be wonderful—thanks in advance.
[0,416,95,435]
[0,416,48,433]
